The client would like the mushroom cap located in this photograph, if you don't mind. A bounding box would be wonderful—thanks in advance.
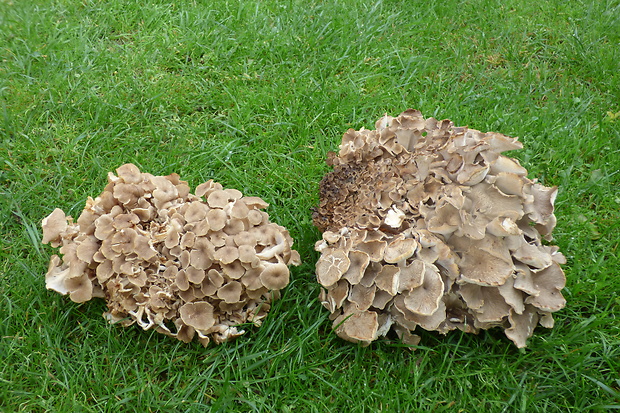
[45,255,70,295]
[335,310,379,345]
[179,301,216,331]
[322,280,350,312]
[42,208,68,246]
[374,264,400,296]
[403,263,444,316]
[398,260,425,293]
[185,201,208,222]
[213,246,239,265]
[316,249,350,287]
[348,283,376,311]
[383,237,417,264]
[75,235,100,264]
[341,250,370,284]
[116,163,143,184]
[217,281,243,303]
[206,209,227,232]
[524,263,566,312]
[259,263,290,290]
[504,306,539,348]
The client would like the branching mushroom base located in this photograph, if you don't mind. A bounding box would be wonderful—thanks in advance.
[313,110,566,348]
[42,164,300,346]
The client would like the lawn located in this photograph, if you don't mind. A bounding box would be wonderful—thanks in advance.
[1,0,619,411]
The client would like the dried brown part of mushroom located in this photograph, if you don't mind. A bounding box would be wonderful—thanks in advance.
[42,163,300,346]
[314,110,566,348]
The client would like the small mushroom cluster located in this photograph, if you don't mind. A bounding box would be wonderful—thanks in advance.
[42,164,300,346]
[313,109,566,348]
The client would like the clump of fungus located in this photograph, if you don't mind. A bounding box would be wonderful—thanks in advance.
[42,164,300,346]
[313,109,566,348]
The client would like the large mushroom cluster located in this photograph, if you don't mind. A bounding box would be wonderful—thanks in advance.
[312,109,566,348]
[42,164,300,346]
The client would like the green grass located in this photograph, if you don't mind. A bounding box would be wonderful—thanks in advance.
[1,0,619,411]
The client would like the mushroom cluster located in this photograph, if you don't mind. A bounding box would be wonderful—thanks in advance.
[42,164,300,346]
[312,109,566,348]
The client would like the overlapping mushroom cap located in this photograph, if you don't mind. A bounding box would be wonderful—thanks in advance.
[312,109,566,348]
[42,164,300,346]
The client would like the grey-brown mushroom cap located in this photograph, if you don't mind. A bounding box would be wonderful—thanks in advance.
[316,249,350,287]
[505,306,538,348]
[403,263,444,316]
[179,301,216,331]
[383,238,417,264]
[341,250,370,284]
[334,310,379,345]
[259,263,291,290]
[42,208,68,246]
[524,263,566,312]
[45,255,70,295]
[458,245,515,286]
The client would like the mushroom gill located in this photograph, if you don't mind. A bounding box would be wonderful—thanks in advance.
[313,109,566,348]
[42,164,301,346]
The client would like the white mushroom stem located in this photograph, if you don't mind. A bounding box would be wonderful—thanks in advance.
[255,231,287,260]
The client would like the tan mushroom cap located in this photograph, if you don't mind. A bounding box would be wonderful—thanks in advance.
[75,235,100,264]
[243,196,269,209]
[316,249,350,287]
[186,266,206,284]
[259,263,291,290]
[513,242,553,269]
[459,248,514,286]
[341,250,370,284]
[383,238,417,264]
[398,260,425,293]
[42,208,69,247]
[497,276,525,314]
[372,290,393,310]
[234,231,257,247]
[524,263,566,312]
[213,246,239,265]
[179,301,216,331]
[355,240,386,262]
[461,285,511,323]
[206,190,231,209]
[45,255,70,295]
[323,280,350,312]
[185,201,208,222]
[403,264,444,316]
[206,209,227,232]
[195,180,222,199]
[222,260,246,280]
[151,176,178,207]
[455,236,515,286]
[348,283,376,311]
[115,163,143,184]
[374,264,400,296]
[538,312,555,328]
[335,310,379,345]
[217,281,243,303]
[238,244,259,265]
[505,306,538,348]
